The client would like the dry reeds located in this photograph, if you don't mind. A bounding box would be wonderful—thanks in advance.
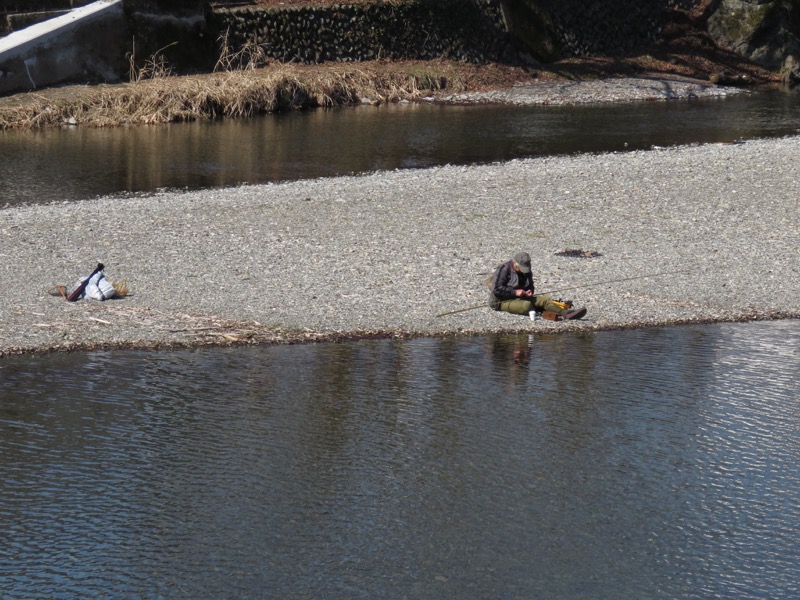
[129,41,177,83]
[0,69,405,128]
[0,56,510,130]
[0,26,479,129]
[214,29,269,73]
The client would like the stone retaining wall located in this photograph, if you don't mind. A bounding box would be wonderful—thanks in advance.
[4,0,791,94]
[206,0,708,67]
[208,1,515,65]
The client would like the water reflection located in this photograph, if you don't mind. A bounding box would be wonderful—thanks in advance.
[1,320,799,598]
[2,90,799,206]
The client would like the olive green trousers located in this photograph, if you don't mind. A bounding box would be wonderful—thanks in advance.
[496,295,566,316]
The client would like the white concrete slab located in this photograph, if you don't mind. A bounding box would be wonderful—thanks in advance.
[0,0,126,95]
[0,0,122,56]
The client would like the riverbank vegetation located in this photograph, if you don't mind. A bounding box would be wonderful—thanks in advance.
[0,2,781,130]
[0,60,536,129]
[0,54,779,130]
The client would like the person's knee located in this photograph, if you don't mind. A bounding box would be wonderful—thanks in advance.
[502,299,533,315]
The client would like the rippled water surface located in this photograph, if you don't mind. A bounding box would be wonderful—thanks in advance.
[2,320,799,598]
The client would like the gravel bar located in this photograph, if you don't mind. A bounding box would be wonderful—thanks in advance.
[1,79,798,356]
[439,76,749,105]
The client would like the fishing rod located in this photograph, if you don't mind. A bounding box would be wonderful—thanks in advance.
[540,268,692,296]
[435,268,692,318]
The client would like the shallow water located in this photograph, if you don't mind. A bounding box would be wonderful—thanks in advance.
[2,320,799,598]
[1,89,799,207]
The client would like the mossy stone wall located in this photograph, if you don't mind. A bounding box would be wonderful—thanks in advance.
[708,0,800,73]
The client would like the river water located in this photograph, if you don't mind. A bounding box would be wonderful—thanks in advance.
[2,91,800,598]
[1,321,799,598]
[2,89,800,206]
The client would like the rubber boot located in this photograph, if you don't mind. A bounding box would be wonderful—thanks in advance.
[564,307,587,320]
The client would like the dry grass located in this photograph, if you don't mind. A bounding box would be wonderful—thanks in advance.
[0,0,783,130]
[0,60,506,129]
[0,24,780,131]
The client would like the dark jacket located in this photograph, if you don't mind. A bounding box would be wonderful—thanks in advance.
[490,260,534,309]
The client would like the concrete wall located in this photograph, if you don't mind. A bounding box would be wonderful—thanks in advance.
[0,0,127,95]
[1,1,96,36]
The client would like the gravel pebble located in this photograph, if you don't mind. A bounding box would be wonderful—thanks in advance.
[1,79,797,356]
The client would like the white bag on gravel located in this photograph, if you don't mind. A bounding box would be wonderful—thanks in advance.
[70,272,116,301]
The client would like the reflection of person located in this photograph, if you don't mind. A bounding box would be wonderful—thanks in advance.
[490,252,586,320]
[512,336,532,366]
[488,334,533,371]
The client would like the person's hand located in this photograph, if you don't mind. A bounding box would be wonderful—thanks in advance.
[515,289,532,298]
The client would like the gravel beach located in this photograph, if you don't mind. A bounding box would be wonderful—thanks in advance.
[2,78,798,356]
[438,76,749,105]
